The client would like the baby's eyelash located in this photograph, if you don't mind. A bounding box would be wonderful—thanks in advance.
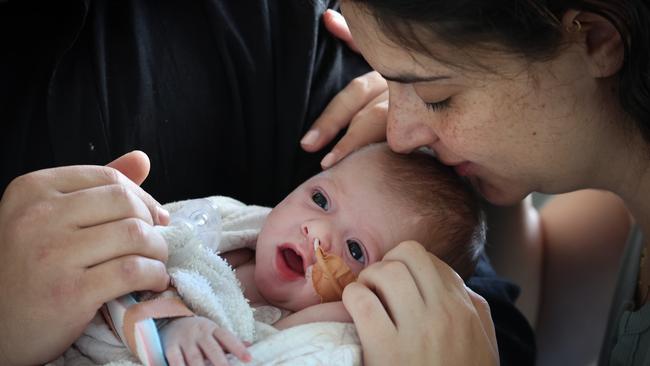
[424,97,451,112]
[311,190,329,210]
[346,239,368,266]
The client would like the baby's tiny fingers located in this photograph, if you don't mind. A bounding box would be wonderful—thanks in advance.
[213,328,252,363]
[198,337,229,366]
[179,343,205,366]
[164,345,185,366]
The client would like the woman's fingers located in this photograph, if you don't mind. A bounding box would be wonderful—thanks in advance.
[315,9,390,166]
[106,150,170,225]
[351,259,426,329]
[342,281,397,342]
[16,164,167,226]
[343,240,499,366]
[323,9,359,52]
[63,184,156,227]
[320,91,388,168]
[72,218,168,267]
[0,156,170,365]
[82,255,169,309]
[105,150,151,186]
[383,241,467,305]
[301,71,388,158]
[466,285,499,355]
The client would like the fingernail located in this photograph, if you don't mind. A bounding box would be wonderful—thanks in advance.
[327,9,344,22]
[321,152,337,168]
[157,206,170,226]
[300,129,319,146]
[241,351,252,363]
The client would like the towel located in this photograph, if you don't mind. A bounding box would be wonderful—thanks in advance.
[48,196,361,366]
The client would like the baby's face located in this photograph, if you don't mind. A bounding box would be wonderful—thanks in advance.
[254,148,426,311]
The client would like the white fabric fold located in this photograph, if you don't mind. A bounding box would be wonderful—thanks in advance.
[48,196,361,366]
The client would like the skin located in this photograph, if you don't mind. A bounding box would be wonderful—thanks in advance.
[253,144,428,311]
[340,4,628,207]
[303,4,641,365]
[2,6,636,366]
[159,145,436,366]
[535,190,630,364]
[160,315,251,366]
[0,152,171,366]
[0,13,374,365]
[302,9,388,169]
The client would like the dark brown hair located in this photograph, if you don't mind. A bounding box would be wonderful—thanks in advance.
[372,144,485,279]
[347,0,650,142]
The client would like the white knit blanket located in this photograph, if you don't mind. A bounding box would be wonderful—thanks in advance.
[48,196,360,366]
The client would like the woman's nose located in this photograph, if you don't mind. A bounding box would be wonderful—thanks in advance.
[386,84,438,153]
[301,220,332,252]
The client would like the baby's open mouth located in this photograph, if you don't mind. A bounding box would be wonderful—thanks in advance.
[281,247,305,275]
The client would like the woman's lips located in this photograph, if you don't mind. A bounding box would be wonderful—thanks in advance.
[453,162,474,177]
[275,246,305,281]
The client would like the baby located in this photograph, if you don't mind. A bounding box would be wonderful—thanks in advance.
[157,143,486,366]
[86,143,485,366]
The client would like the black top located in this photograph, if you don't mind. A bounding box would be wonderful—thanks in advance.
[0,0,534,364]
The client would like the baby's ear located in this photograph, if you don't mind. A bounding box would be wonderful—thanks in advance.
[562,9,624,78]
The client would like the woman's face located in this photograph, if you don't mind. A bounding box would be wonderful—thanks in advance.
[341,2,616,205]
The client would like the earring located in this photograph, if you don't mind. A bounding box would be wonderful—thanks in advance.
[566,19,582,33]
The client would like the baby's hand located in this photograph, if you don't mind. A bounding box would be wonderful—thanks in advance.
[160,316,252,366]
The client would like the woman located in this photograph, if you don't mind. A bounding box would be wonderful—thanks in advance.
[301,1,647,365]
[0,1,533,365]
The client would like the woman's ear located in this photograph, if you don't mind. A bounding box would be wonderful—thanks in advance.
[562,9,624,78]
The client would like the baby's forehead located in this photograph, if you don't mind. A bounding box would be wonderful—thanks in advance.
[330,145,388,175]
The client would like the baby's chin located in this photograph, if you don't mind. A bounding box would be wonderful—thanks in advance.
[260,284,321,312]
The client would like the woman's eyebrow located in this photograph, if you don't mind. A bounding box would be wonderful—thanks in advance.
[381,73,451,84]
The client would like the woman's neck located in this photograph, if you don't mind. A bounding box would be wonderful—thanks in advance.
[621,167,650,237]
[604,141,650,237]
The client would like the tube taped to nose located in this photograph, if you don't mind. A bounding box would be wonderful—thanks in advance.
[312,238,358,302]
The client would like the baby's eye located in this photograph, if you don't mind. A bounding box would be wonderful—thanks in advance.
[311,191,329,210]
[347,239,366,264]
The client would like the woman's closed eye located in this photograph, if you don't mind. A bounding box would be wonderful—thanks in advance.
[424,97,451,112]
[311,190,329,211]
[346,239,368,265]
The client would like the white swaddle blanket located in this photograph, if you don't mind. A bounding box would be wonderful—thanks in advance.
[48,196,360,366]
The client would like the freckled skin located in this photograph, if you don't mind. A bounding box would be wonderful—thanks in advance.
[341,2,627,205]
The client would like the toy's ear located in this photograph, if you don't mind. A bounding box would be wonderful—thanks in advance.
[562,9,624,78]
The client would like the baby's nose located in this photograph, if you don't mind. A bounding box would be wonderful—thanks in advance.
[301,221,333,252]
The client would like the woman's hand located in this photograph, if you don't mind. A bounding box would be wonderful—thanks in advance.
[323,8,359,52]
[342,241,499,366]
[0,151,171,366]
[304,10,389,168]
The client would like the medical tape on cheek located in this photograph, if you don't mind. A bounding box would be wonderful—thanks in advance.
[311,238,358,302]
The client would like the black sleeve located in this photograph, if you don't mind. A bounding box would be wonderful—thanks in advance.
[0,1,534,363]
[1,0,368,205]
[467,252,537,365]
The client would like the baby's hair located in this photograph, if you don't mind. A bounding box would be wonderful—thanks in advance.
[367,143,486,280]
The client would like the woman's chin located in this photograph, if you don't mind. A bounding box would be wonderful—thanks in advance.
[475,179,529,206]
